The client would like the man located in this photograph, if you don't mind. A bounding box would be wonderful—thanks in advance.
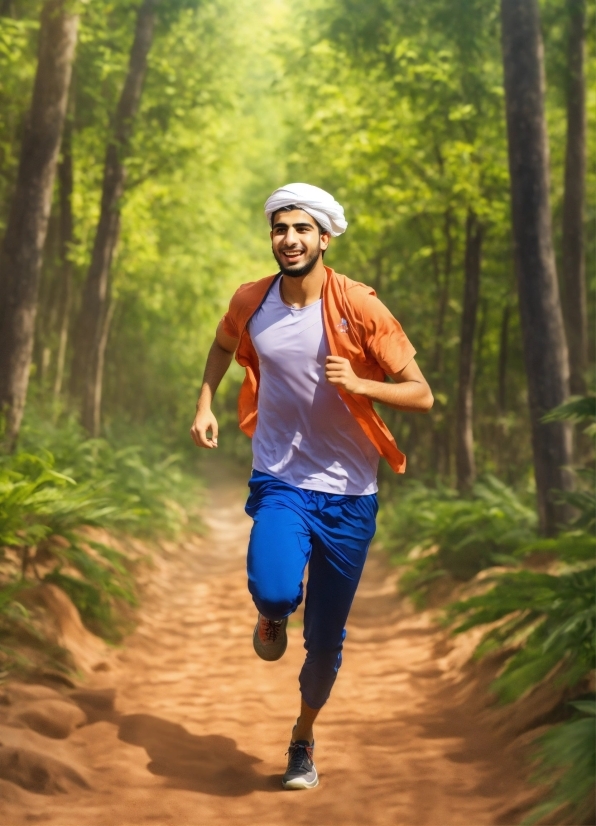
[190,182,433,790]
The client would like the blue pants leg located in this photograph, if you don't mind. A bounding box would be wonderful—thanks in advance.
[245,472,377,709]
[246,488,310,621]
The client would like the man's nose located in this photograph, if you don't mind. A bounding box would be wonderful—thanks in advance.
[284,227,299,245]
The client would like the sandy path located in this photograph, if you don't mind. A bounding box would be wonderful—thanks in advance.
[1,464,534,826]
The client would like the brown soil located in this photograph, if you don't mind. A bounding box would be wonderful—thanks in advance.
[0,463,541,826]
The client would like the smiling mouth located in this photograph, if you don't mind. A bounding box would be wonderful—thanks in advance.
[282,250,304,261]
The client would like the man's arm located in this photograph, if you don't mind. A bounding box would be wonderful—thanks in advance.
[325,356,433,413]
[190,324,239,448]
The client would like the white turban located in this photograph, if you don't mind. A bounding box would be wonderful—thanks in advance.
[264,182,348,237]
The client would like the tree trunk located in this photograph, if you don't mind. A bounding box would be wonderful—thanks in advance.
[432,210,454,376]
[456,211,483,492]
[561,0,587,395]
[53,109,74,401]
[33,210,60,384]
[498,301,511,415]
[88,298,116,437]
[500,0,572,535]
[0,0,78,450]
[430,211,453,479]
[70,0,157,435]
[473,298,488,389]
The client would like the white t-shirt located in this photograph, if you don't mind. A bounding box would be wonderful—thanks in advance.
[248,281,379,495]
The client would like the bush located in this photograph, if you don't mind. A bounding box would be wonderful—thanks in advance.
[447,396,596,824]
[18,410,203,537]
[521,700,596,826]
[379,474,537,603]
[448,553,595,703]
[378,396,596,823]
[0,412,204,647]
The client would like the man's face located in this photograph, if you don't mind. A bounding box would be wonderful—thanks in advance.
[270,209,330,278]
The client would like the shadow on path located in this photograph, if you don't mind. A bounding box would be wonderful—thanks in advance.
[118,714,277,796]
[69,689,277,797]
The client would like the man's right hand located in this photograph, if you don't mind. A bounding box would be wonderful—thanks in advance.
[190,407,219,449]
[190,328,237,450]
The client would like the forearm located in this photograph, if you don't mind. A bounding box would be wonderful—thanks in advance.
[351,377,433,413]
[196,340,234,411]
[326,354,433,413]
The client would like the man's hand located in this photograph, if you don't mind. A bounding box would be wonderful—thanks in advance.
[325,354,433,412]
[190,328,237,450]
[190,407,219,449]
[325,356,363,394]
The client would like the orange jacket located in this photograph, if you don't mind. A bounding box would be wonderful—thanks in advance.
[220,266,416,473]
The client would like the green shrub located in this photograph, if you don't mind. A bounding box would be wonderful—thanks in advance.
[448,395,596,824]
[379,474,537,602]
[0,412,203,647]
[521,700,596,826]
[448,560,595,703]
[18,410,203,537]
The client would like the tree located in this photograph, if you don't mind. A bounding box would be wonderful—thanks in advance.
[0,0,78,449]
[500,0,572,534]
[561,0,587,395]
[455,210,483,491]
[70,0,158,436]
[53,105,75,401]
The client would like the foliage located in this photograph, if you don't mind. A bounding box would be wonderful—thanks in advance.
[542,395,596,429]
[1,0,588,484]
[379,475,537,603]
[378,395,595,820]
[0,448,136,639]
[0,583,74,680]
[521,700,596,826]
[19,405,202,536]
[444,396,596,822]
[0,407,203,643]
[448,562,595,702]
[450,400,596,701]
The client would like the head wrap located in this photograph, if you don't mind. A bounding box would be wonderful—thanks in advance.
[264,183,348,237]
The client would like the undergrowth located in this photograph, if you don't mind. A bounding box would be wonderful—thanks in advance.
[381,396,595,825]
[0,407,204,672]
[379,474,538,605]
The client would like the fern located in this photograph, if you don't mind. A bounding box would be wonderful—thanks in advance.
[0,417,202,651]
[448,395,596,824]
[521,701,596,826]
[379,474,537,598]
[449,565,595,702]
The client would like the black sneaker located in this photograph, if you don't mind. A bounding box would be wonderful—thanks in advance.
[252,614,288,661]
[282,740,319,790]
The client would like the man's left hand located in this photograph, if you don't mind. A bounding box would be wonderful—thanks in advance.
[325,356,363,394]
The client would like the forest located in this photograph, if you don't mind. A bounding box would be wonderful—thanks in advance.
[0,0,594,823]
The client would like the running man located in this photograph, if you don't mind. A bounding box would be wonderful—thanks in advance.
[190,183,433,790]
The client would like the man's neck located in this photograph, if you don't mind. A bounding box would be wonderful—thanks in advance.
[279,261,327,309]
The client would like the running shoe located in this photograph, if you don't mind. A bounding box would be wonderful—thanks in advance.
[282,739,319,790]
[252,614,288,661]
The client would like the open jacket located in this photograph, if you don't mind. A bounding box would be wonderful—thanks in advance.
[220,266,416,473]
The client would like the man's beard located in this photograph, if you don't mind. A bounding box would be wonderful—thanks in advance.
[273,247,321,278]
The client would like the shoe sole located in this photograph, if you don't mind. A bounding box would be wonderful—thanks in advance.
[282,772,319,790]
[252,617,288,661]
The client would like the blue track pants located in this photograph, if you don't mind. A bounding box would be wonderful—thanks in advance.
[245,471,378,709]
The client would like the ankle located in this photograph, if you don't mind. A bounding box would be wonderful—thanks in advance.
[292,722,313,744]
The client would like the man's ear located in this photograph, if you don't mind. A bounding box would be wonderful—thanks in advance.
[320,231,331,251]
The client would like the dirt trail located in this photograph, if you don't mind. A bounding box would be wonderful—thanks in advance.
[0,464,535,826]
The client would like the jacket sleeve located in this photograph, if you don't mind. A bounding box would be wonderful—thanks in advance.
[361,293,416,376]
[220,309,239,339]
[219,283,250,339]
